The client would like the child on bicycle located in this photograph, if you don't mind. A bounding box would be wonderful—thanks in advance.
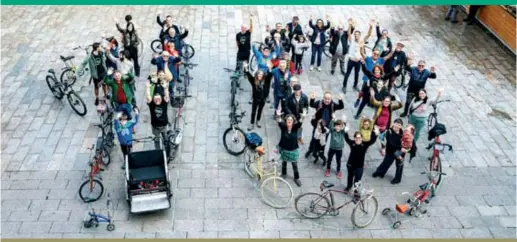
[310,119,329,165]
[114,107,140,169]
[325,115,347,179]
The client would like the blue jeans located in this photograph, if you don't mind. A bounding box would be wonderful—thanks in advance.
[446,5,459,20]
[115,103,133,120]
[310,44,323,67]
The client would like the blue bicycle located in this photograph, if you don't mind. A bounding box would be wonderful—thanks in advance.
[83,195,115,231]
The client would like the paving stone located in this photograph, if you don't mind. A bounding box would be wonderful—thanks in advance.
[488,227,517,238]
[20,221,52,233]
[218,231,250,238]
[460,228,494,238]
[8,210,41,222]
[477,205,509,216]
[38,210,71,221]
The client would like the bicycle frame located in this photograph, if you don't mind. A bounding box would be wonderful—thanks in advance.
[249,153,278,180]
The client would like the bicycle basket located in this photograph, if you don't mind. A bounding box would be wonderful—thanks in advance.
[171,96,185,108]
[245,132,263,149]
[428,123,447,141]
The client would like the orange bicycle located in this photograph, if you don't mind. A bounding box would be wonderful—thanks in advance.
[78,145,106,203]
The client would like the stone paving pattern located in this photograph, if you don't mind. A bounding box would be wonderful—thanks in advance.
[1,5,516,239]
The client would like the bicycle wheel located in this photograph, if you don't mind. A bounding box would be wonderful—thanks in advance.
[60,69,77,86]
[323,41,332,58]
[294,192,330,219]
[394,73,405,88]
[100,146,111,166]
[46,75,64,100]
[222,127,246,156]
[67,91,87,116]
[351,196,379,228]
[243,148,256,178]
[430,155,443,187]
[78,179,104,203]
[249,54,257,72]
[427,113,436,131]
[150,39,162,53]
[181,44,195,59]
[260,176,294,209]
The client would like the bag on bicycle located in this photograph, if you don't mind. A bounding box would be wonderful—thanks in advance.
[428,123,447,141]
[245,132,263,149]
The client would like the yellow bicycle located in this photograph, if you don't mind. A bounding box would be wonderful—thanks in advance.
[244,145,294,209]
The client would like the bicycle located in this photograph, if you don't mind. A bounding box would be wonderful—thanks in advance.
[45,69,88,116]
[150,39,195,59]
[393,65,409,89]
[97,97,114,126]
[294,180,379,228]
[78,144,107,203]
[179,61,198,96]
[168,87,192,163]
[427,99,450,131]
[223,67,245,108]
[425,134,453,187]
[222,108,247,156]
[83,193,115,231]
[243,145,294,208]
[381,169,447,229]
[59,45,93,86]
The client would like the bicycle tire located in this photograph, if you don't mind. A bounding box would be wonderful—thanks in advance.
[294,192,330,219]
[181,44,195,59]
[249,54,257,72]
[430,155,443,188]
[323,41,331,58]
[100,146,111,166]
[427,113,436,131]
[150,39,162,53]
[60,68,77,86]
[169,143,179,164]
[394,73,405,88]
[351,196,379,228]
[67,91,88,116]
[244,148,255,178]
[78,179,104,203]
[46,75,64,100]
[260,176,294,209]
[222,127,246,156]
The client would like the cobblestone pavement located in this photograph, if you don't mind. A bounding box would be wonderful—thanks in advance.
[1,5,516,239]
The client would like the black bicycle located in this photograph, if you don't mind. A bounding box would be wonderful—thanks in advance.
[427,100,451,131]
[223,67,244,108]
[393,66,409,89]
[60,45,93,86]
[150,39,195,59]
[179,61,197,96]
[45,69,88,116]
[168,86,192,163]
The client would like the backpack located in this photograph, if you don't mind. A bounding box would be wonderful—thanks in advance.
[245,132,263,149]
[428,123,447,141]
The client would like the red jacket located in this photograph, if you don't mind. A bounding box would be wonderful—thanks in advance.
[272,59,295,76]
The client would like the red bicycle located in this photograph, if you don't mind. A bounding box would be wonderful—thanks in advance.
[78,144,107,203]
[426,134,452,187]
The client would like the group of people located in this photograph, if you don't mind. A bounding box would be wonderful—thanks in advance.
[236,14,444,189]
[81,14,190,169]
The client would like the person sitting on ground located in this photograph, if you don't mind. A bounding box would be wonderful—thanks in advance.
[114,107,139,169]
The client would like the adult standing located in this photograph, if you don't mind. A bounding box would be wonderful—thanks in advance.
[271,59,293,111]
[308,15,331,71]
[244,63,272,130]
[275,112,304,187]
[148,92,172,162]
[371,21,393,58]
[236,14,254,70]
[281,84,309,144]
[383,41,407,91]
[407,88,443,142]
[343,18,372,93]
[343,126,379,192]
[399,60,437,117]
[372,118,405,184]
[329,24,352,75]
[115,16,141,77]
[286,16,304,59]
[83,42,108,106]
[369,90,403,156]
[464,5,483,25]
[444,5,460,23]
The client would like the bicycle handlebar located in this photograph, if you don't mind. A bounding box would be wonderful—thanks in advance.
[180,62,198,69]
[421,171,447,176]
[426,142,453,152]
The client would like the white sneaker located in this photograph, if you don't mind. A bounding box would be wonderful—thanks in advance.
[256,121,262,128]
[309,66,314,71]
[317,67,322,72]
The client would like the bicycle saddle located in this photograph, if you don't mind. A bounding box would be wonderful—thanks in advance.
[48,69,55,74]
[321,180,334,188]
[60,55,75,61]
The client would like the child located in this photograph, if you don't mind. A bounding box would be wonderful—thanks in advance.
[395,124,415,160]
[325,115,347,178]
[311,119,329,164]
[359,116,374,143]
[291,34,310,75]
[114,107,140,169]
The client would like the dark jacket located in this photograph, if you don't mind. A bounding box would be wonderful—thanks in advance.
[272,68,292,98]
[373,26,393,57]
[162,31,189,53]
[156,16,181,40]
[385,128,403,155]
[384,50,407,75]
[309,98,345,127]
[286,22,303,40]
[116,23,140,48]
[345,131,377,168]
[281,93,309,121]
[245,71,272,103]
[405,66,437,93]
[329,26,353,55]
[151,56,181,81]
[308,19,331,44]
[278,121,303,151]
[267,29,289,50]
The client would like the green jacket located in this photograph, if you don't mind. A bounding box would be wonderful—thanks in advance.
[81,52,107,80]
[329,120,346,150]
[104,73,135,104]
